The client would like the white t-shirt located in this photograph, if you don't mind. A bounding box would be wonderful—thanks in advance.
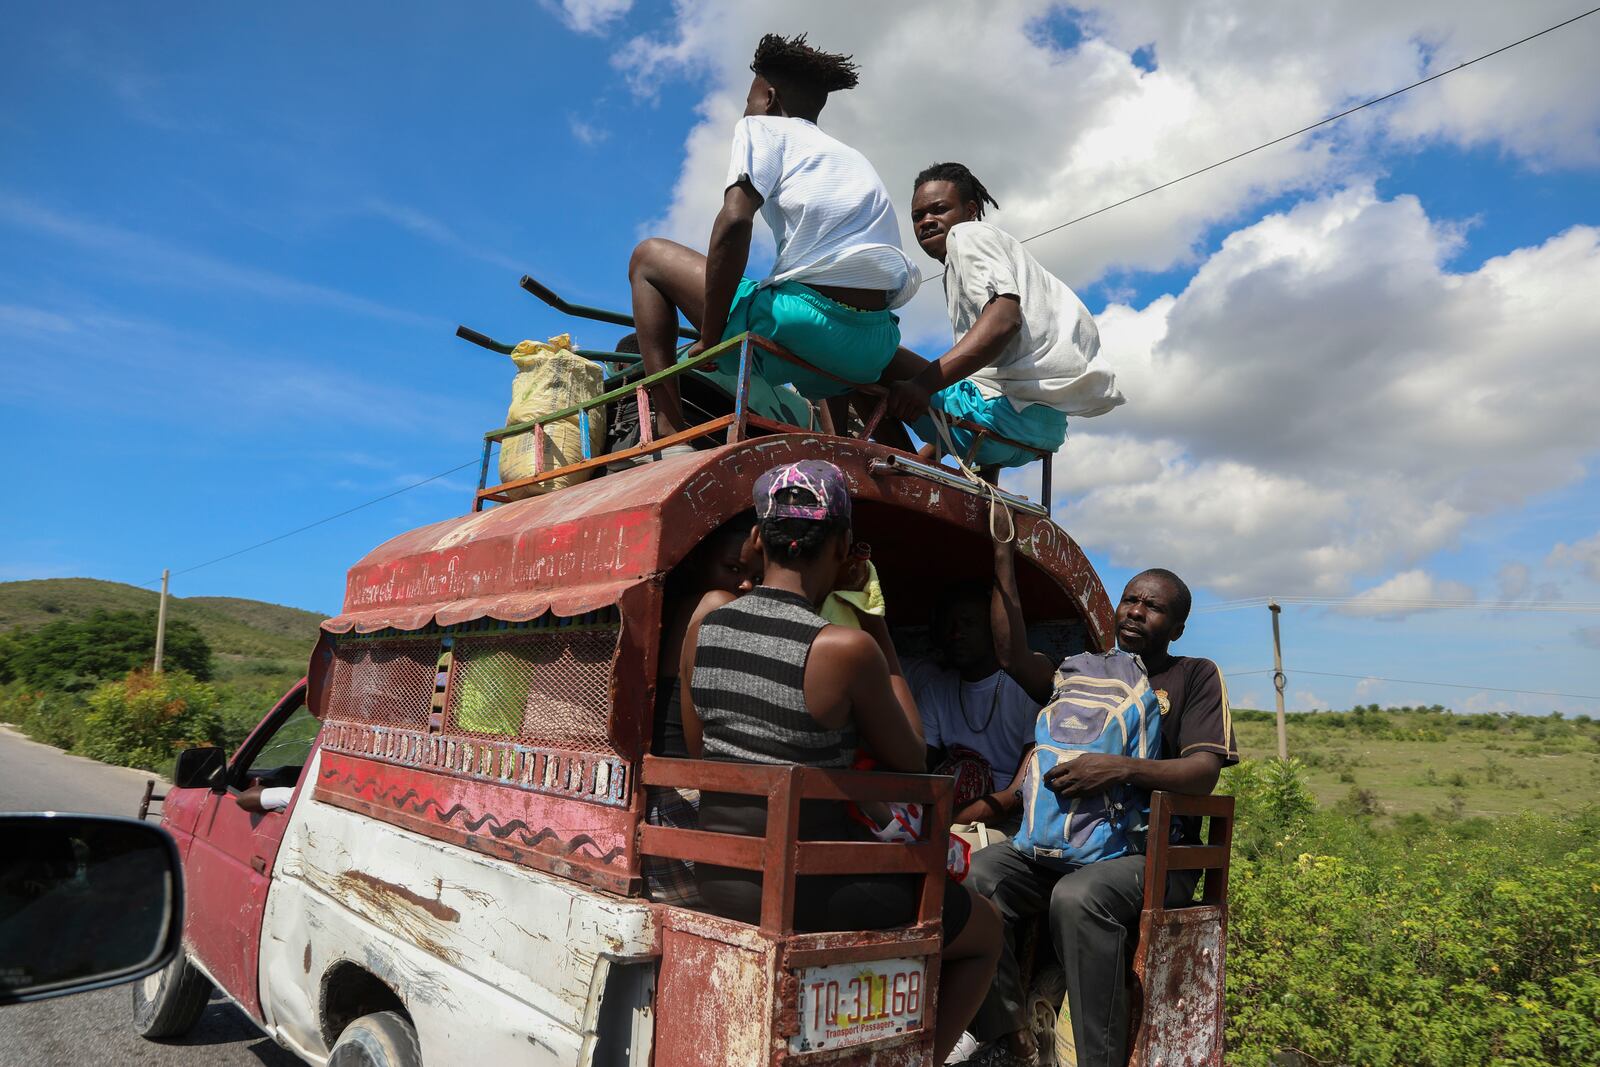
[906,658,1039,785]
[260,786,293,812]
[726,116,920,308]
[943,220,1124,415]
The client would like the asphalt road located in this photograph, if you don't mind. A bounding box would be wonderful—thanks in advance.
[0,727,302,1067]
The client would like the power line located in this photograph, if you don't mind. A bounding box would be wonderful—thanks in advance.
[1015,5,1600,249]
[1195,595,1600,616]
[1293,669,1599,702]
[137,459,480,588]
[1219,667,1600,703]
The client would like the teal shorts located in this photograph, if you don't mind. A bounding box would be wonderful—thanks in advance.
[717,277,900,400]
[909,378,1067,469]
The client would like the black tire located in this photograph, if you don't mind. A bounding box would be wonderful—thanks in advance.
[329,1010,422,1067]
[132,951,213,1039]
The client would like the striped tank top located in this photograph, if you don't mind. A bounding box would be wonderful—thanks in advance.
[691,586,858,768]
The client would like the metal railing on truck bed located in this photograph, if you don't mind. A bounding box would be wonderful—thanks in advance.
[637,754,954,1064]
[458,274,1058,513]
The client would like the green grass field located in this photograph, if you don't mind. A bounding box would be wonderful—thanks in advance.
[1232,707,1600,819]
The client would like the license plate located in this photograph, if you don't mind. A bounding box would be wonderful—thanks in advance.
[792,957,928,1052]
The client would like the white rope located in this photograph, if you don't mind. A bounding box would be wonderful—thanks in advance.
[929,409,1015,544]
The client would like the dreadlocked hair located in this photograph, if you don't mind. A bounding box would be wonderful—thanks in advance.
[758,489,847,562]
[751,33,860,100]
[914,162,1000,219]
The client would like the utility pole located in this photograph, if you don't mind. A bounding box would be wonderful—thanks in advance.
[1269,600,1287,759]
[153,569,170,674]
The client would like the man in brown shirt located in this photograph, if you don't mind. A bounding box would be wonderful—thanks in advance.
[952,539,1239,1066]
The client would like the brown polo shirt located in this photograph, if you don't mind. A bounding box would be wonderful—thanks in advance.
[1147,655,1239,844]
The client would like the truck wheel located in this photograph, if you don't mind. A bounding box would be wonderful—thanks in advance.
[132,951,213,1038]
[329,1011,422,1067]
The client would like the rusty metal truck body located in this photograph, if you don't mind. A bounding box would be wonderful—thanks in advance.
[147,324,1231,1065]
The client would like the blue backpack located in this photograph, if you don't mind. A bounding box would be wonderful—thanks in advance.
[1012,650,1163,869]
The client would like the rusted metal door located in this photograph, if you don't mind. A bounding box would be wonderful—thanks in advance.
[183,682,312,1021]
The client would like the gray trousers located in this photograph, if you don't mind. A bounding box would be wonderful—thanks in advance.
[967,843,1197,1067]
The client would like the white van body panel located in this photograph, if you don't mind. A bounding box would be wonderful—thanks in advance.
[258,748,659,1065]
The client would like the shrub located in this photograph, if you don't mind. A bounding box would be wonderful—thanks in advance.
[77,669,224,771]
[1222,757,1317,858]
[0,610,212,690]
[1226,808,1600,1066]
[0,683,86,750]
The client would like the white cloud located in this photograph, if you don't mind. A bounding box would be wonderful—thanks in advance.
[1334,570,1477,620]
[549,0,633,34]
[568,115,611,146]
[613,0,1600,346]
[0,193,441,329]
[361,198,525,273]
[606,2,1600,598]
[1548,532,1600,581]
[0,304,77,336]
[1051,189,1600,594]
[1496,561,1532,601]
[1288,687,1331,712]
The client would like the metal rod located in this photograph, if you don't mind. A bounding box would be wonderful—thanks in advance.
[866,455,1049,516]
[1270,601,1288,760]
[860,394,888,440]
[635,386,654,446]
[727,336,752,445]
[455,324,517,354]
[1042,451,1053,512]
[520,274,700,341]
[573,349,643,364]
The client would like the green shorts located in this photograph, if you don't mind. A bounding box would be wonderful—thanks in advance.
[909,378,1067,469]
[718,277,901,400]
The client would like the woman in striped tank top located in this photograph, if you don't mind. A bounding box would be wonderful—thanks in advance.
[679,460,1001,1064]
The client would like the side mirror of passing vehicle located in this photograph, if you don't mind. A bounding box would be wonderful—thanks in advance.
[172,746,226,791]
[0,813,183,1006]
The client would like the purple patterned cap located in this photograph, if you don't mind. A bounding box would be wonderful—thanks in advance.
[753,460,851,523]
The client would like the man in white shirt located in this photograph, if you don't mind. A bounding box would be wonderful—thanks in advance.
[907,582,1040,828]
[887,163,1123,471]
[628,34,920,437]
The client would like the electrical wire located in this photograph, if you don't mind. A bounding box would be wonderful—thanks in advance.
[1194,595,1600,616]
[1218,667,1600,702]
[1014,5,1600,249]
[136,458,481,588]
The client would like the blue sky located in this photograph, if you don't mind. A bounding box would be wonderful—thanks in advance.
[3,2,1598,717]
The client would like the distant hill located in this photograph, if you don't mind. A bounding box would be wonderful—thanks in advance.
[0,579,323,669]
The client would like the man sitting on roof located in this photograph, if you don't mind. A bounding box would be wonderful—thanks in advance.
[628,33,920,443]
[886,163,1123,472]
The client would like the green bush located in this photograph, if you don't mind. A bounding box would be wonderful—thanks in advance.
[76,669,224,771]
[0,682,87,750]
[1224,761,1600,1066]
[0,610,212,689]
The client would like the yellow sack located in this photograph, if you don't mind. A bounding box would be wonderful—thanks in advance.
[498,334,606,498]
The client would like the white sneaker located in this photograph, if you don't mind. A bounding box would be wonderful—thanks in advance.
[945,1030,983,1064]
